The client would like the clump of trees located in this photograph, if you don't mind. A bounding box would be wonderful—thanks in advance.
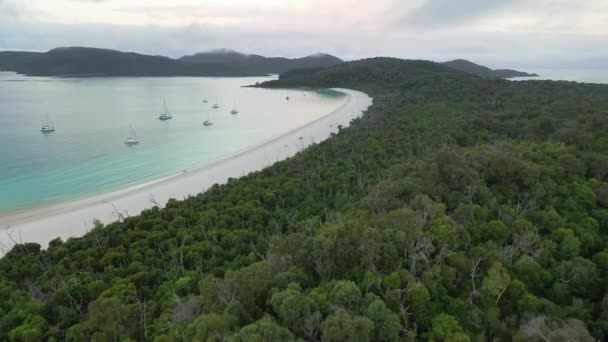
[2,58,608,340]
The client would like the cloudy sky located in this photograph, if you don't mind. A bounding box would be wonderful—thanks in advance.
[1,0,607,68]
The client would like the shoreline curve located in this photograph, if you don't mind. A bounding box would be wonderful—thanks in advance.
[0,88,373,254]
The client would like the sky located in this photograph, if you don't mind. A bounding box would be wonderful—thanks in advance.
[0,0,607,69]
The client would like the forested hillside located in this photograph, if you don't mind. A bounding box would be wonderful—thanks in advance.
[0,47,343,77]
[441,59,538,79]
[2,58,608,341]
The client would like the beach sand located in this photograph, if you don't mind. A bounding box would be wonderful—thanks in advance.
[0,88,372,254]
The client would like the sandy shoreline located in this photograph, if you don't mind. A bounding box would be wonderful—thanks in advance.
[0,88,372,254]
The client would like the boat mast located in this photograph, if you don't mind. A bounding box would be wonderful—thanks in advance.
[129,124,137,139]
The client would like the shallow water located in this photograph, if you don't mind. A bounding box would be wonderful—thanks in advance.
[0,73,345,213]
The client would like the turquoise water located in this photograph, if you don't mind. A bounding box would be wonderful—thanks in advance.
[0,73,346,213]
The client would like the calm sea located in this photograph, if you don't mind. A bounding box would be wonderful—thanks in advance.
[0,73,346,213]
[510,68,608,84]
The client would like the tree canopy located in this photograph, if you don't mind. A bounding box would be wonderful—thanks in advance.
[2,57,608,340]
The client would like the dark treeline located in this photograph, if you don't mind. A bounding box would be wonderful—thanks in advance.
[0,47,343,77]
[1,58,608,341]
[441,59,538,79]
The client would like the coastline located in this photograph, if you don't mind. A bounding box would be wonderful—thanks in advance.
[0,88,373,254]
[0,89,345,220]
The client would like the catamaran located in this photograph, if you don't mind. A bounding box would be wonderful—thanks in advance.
[159,100,173,121]
[40,114,55,133]
[124,125,139,145]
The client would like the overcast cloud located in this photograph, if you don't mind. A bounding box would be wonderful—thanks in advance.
[0,0,606,69]
[399,0,518,29]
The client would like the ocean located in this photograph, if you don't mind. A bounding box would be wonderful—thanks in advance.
[0,73,346,213]
[510,68,608,84]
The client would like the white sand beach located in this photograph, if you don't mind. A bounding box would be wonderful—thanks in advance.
[0,88,372,255]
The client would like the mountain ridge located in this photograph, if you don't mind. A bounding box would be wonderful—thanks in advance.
[0,47,344,77]
[0,47,537,79]
[442,59,538,78]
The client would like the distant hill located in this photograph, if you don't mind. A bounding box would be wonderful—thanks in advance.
[442,59,538,78]
[177,49,343,75]
[259,57,474,90]
[0,47,178,77]
[0,48,536,79]
[0,47,344,77]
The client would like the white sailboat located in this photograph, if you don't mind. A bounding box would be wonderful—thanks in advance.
[159,100,173,121]
[40,114,55,133]
[202,99,208,103]
[124,125,139,145]
[203,107,213,126]
[212,97,220,109]
[230,101,238,115]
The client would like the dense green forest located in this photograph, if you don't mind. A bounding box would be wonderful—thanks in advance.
[2,58,608,341]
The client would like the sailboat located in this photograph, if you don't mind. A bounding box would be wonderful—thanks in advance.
[159,100,173,121]
[230,102,238,115]
[124,125,139,145]
[212,98,220,109]
[285,96,290,101]
[202,99,208,103]
[203,107,213,127]
[40,114,55,133]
